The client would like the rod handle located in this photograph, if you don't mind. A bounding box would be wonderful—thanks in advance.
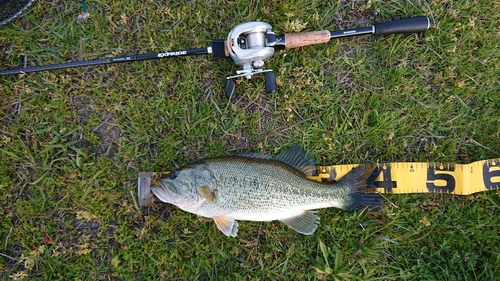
[284,30,331,49]
[373,16,431,36]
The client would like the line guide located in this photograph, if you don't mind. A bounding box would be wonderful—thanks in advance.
[138,158,500,206]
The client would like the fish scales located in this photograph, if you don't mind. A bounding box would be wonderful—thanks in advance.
[203,157,349,218]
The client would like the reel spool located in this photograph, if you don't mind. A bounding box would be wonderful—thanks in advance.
[225,22,277,99]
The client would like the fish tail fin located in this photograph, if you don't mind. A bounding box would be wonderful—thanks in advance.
[337,163,384,212]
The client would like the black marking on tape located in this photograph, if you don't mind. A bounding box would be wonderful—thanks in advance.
[374,164,397,193]
[426,164,455,193]
[483,160,500,190]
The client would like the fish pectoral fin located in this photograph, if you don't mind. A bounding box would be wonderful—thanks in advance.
[280,211,320,235]
[213,215,239,237]
[198,186,217,203]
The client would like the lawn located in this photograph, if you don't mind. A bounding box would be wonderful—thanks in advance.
[0,0,499,280]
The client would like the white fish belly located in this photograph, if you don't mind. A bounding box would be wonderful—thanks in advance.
[228,200,344,222]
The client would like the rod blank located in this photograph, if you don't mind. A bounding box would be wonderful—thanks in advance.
[0,48,210,76]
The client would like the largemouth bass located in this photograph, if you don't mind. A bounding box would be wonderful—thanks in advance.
[152,145,383,237]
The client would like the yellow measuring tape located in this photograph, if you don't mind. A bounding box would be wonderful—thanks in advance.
[138,158,499,206]
[309,158,500,195]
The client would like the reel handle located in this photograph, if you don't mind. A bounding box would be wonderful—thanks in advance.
[278,16,431,50]
[373,16,431,36]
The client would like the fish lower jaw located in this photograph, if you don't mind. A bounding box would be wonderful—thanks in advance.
[175,198,207,214]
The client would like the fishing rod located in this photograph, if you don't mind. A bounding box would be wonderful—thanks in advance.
[0,16,431,98]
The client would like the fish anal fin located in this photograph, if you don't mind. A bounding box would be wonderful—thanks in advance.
[214,215,239,237]
[198,186,217,203]
[280,211,320,235]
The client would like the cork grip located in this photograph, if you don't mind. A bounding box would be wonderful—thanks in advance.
[284,30,331,49]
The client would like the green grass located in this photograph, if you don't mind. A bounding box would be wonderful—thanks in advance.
[1,0,499,280]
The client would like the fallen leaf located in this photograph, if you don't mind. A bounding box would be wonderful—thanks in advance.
[43,235,52,244]
[420,217,431,227]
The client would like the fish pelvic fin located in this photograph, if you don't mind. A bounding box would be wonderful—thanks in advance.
[214,215,239,237]
[337,163,384,213]
[280,211,320,235]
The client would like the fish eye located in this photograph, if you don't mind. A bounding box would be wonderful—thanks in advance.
[169,171,179,180]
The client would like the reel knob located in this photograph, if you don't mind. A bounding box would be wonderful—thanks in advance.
[264,71,277,94]
[225,79,237,99]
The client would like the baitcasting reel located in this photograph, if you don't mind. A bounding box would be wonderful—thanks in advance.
[224,22,277,99]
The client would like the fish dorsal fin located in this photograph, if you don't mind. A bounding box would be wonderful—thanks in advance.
[198,186,217,203]
[213,215,239,237]
[275,145,317,176]
[280,211,320,235]
[238,152,274,160]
